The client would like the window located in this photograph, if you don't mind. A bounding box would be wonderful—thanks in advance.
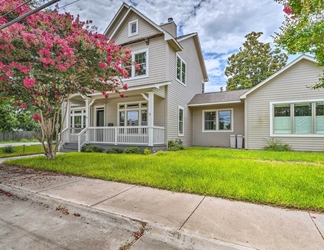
[271,100,324,135]
[126,49,148,79]
[70,109,86,133]
[203,109,233,132]
[128,19,138,37]
[176,55,186,85]
[178,107,184,136]
[118,101,148,127]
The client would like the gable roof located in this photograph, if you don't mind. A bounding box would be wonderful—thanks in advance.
[177,33,208,82]
[188,89,249,106]
[103,2,182,51]
[240,54,317,99]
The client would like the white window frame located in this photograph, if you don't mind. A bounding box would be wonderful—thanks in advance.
[178,106,184,136]
[202,108,234,132]
[117,101,148,127]
[124,49,149,80]
[176,55,186,86]
[70,108,86,134]
[128,19,138,37]
[270,99,324,137]
[94,106,105,127]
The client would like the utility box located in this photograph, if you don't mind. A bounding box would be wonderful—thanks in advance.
[237,135,243,148]
[230,135,236,148]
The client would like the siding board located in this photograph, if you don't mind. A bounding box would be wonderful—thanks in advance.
[245,59,324,151]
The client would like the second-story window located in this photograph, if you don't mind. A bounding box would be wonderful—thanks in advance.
[176,55,186,85]
[128,19,138,37]
[126,49,148,79]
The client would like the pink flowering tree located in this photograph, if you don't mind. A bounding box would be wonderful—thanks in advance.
[0,0,134,159]
[274,0,324,88]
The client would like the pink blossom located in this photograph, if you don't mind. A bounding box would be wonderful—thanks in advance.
[123,84,128,90]
[120,93,125,98]
[23,77,36,88]
[54,94,60,99]
[32,113,41,121]
[98,62,107,69]
[20,103,28,109]
[283,5,293,15]
[104,93,109,98]
[6,70,13,77]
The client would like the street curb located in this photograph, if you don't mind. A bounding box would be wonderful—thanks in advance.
[0,183,255,250]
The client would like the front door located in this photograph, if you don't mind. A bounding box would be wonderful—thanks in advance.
[96,109,104,141]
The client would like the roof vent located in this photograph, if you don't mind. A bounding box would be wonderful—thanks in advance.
[168,17,173,22]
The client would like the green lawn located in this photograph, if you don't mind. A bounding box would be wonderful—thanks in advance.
[0,145,44,158]
[3,147,324,211]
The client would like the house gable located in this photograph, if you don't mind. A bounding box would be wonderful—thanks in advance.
[104,3,182,51]
[243,55,324,151]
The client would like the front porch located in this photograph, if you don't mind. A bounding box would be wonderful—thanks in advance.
[59,126,165,152]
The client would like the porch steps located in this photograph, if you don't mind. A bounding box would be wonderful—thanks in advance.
[60,142,78,152]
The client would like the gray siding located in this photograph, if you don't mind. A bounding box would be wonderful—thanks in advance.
[167,37,205,146]
[154,95,165,127]
[191,103,245,147]
[245,59,324,151]
[114,13,160,45]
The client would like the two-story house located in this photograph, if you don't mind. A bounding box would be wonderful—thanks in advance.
[59,3,208,152]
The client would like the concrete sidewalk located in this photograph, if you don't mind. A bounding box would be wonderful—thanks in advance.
[0,159,323,250]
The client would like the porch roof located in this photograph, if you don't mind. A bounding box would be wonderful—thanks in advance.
[188,89,249,107]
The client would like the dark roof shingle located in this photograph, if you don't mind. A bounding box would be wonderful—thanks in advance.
[188,89,249,106]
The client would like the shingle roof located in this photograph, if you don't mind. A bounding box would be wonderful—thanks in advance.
[188,89,249,106]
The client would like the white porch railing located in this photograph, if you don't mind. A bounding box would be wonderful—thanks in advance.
[65,126,165,152]
[57,127,69,151]
[77,127,88,152]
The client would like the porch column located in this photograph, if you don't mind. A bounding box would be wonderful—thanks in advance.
[66,101,71,142]
[148,92,154,146]
[85,98,90,142]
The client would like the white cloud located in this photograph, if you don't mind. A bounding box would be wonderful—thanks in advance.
[59,0,287,92]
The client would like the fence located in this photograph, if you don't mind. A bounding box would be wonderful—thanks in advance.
[0,131,38,141]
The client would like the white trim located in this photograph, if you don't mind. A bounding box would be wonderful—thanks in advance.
[188,100,241,107]
[106,4,182,50]
[117,101,148,127]
[86,82,171,98]
[94,106,105,127]
[176,54,186,86]
[128,19,138,37]
[124,48,149,80]
[178,106,184,136]
[240,55,317,99]
[270,99,324,137]
[202,108,234,133]
[177,33,197,42]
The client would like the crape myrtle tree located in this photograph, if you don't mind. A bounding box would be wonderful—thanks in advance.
[225,31,288,90]
[0,0,134,159]
[274,0,324,88]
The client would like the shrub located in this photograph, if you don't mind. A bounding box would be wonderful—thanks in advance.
[2,145,15,154]
[263,138,291,151]
[106,148,124,154]
[124,147,142,154]
[155,150,165,156]
[143,148,151,155]
[168,140,185,151]
[19,138,29,143]
[81,145,103,153]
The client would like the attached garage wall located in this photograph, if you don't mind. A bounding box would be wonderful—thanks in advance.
[191,103,245,147]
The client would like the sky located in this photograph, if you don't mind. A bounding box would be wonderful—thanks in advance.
[58,0,288,92]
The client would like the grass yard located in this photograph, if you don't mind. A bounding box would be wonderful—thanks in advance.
[3,147,324,212]
[0,145,44,158]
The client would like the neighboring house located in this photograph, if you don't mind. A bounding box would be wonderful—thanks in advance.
[189,55,324,151]
[59,3,208,152]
